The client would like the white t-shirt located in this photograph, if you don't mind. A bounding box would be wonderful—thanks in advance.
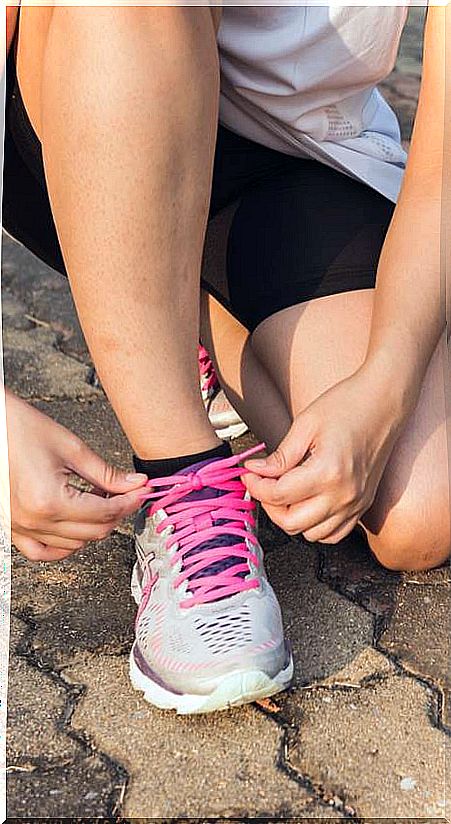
[218,7,410,203]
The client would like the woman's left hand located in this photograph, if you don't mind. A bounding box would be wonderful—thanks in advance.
[243,366,413,544]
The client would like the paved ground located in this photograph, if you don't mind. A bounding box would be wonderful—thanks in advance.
[3,9,451,820]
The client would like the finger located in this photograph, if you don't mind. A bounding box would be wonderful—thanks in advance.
[243,474,283,505]
[12,533,77,562]
[243,461,322,507]
[304,514,359,544]
[57,485,144,525]
[244,416,313,478]
[262,496,332,536]
[21,519,119,543]
[67,441,147,495]
[18,531,88,552]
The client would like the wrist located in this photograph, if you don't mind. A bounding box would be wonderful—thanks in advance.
[357,349,422,422]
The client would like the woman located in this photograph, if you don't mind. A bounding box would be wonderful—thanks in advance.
[3,6,449,713]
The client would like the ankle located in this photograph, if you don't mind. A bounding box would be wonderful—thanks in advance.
[133,442,232,478]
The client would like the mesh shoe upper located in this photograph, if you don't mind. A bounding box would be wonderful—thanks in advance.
[132,446,288,695]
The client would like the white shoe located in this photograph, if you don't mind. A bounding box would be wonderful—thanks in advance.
[199,344,249,440]
[130,446,293,714]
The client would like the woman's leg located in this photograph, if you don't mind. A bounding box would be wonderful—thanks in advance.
[17,6,221,459]
[200,146,448,572]
[202,282,449,571]
[250,291,450,572]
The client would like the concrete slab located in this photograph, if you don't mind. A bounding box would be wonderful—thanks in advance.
[1,289,35,332]
[11,533,136,667]
[319,647,396,688]
[6,616,120,819]
[2,233,89,363]
[7,754,118,819]
[3,324,96,400]
[283,673,447,819]
[320,530,403,621]
[34,397,132,472]
[66,653,314,819]
[264,532,374,687]
[378,581,450,715]
[7,616,81,768]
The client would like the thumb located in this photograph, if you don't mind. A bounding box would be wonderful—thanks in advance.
[68,442,148,494]
[245,416,313,478]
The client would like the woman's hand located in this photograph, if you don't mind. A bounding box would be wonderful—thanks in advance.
[6,390,147,561]
[243,365,415,544]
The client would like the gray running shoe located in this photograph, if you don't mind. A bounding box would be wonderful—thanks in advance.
[130,446,293,714]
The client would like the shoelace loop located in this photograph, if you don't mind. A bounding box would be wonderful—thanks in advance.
[140,444,265,608]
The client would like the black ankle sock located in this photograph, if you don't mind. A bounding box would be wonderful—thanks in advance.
[133,442,232,479]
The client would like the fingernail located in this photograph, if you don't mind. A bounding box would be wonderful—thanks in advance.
[125,473,148,483]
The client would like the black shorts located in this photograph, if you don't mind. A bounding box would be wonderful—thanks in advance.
[3,50,395,332]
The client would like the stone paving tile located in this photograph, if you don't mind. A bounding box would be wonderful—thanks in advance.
[3,323,96,400]
[66,653,314,819]
[1,289,35,332]
[126,816,344,824]
[396,6,425,78]
[283,673,447,819]
[7,615,119,819]
[7,755,117,819]
[381,69,421,145]
[320,529,449,614]
[319,647,396,688]
[378,580,451,729]
[7,615,81,768]
[380,7,424,143]
[320,529,402,620]
[320,532,451,728]
[2,233,89,363]
[34,396,132,472]
[264,529,374,687]
[11,532,136,667]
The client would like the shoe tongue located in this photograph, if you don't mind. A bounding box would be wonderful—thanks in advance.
[175,457,246,590]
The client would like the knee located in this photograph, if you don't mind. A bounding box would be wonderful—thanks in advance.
[366,502,450,573]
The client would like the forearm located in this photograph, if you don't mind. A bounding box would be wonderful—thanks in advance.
[364,7,448,414]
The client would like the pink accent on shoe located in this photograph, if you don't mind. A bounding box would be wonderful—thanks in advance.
[198,344,219,396]
[141,444,266,609]
[135,573,158,628]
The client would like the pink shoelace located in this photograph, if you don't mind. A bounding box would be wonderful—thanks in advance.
[141,444,265,608]
[198,343,219,396]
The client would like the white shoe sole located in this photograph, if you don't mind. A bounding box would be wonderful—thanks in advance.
[129,642,293,715]
[214,420,249,441]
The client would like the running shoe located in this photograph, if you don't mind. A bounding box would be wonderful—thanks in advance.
[130,445,293,714]
[199,344,249,440]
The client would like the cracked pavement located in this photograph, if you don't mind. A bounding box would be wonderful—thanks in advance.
[4,9,450,820]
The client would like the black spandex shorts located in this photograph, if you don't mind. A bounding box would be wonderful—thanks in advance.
[3,47,395,332]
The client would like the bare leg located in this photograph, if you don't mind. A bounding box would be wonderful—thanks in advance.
[251,290,450,571]
[202,286,449,570]
[17,7,221,459]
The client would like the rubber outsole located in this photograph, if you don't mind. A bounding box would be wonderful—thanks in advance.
[213,420,249,441]
[129,643,294,715]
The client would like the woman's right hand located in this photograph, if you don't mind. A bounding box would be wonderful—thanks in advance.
[5,389,148,561]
